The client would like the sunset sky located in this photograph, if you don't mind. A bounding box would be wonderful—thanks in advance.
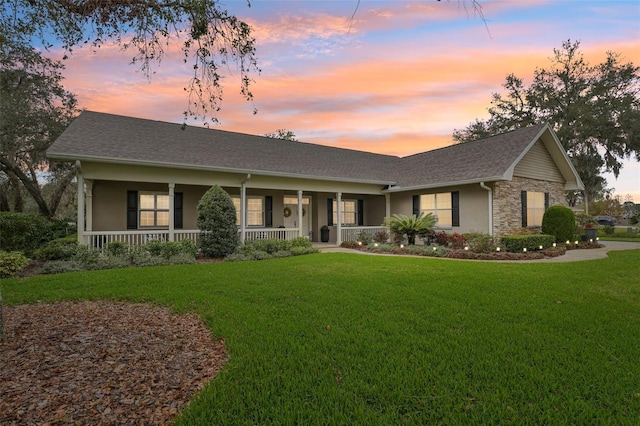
[58,0,640,202]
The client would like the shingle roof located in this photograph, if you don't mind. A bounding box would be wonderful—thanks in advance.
[47,111,559,189]
[394,123,548,189]
[47,111,399,184]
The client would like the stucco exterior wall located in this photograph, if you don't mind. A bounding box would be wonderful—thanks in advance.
[389,184,490,235]
[493,176,567,236]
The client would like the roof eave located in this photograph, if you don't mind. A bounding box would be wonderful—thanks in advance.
[384,176,508,193]
[49,152,397,186]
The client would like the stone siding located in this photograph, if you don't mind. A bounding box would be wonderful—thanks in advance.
[493,177,567,236]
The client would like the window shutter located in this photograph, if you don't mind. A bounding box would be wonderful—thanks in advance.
[412,195,420,216]
[544,192,550,210]
[357,199,364,226]
[521,191,528,227]
[174,192,183,229]
[265,196,273,227]
[127,191,138,229]
[327,198,333,226]
[451,191,460,227]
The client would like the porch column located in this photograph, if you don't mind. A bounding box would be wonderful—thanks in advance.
[76,161,85,245]
[85,179,93,232]
[336,192,342,246]
[168,183,175,241]
[385,193,391,218]
[240,181,247,243]
[297,190,303,238]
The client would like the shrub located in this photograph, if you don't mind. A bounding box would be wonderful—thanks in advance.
[34,237,79,261]
[178,238,198,257]
[575,213,596,227]
[73,245,101,265]
[49,219,77,239]
[105,241,128,257]
[603,225,616,235]
[231,237,316,261]
[289,237,313,249]
[448,233,467,250]
[542,205,576,243]
[356,230,373,245]
[432,231,449,246]
[0,212,52,254]
[250,238,288,254]
[144,240,164,256]
[160,241,183,258]
[340,241,360,249]
[383,213,436,245]
[367,243,393,253]
[167,252,197,265]
[500,234,555,252]
[251,250,272,261]
[0,251,30,277]
[38,260,84,275]
[290,246,317,256]
[197,185,239,257]
[466,233,498,253]
[373,230,389,244]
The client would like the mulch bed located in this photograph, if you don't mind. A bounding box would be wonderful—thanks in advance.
[0,301,226,425]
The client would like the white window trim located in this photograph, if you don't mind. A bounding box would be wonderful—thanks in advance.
[420,193,453,229]
[139,192,170,229]
[333,199,358,226]
[526,191,546,227]
[233,195,265,227]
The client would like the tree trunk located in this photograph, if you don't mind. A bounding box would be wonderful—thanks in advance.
[0,159,53,218]
[48,170,76,217]
[8,172,24,212]
[0,288,5,343]
[0,185,10,211]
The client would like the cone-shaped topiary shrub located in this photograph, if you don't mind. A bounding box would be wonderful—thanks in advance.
[541,205,575,243]
[197,185,239,257]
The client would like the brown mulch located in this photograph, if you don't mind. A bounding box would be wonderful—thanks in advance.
[0,301,227,425]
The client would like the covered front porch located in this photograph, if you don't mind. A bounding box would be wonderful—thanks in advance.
[76,161,392,248]
[80,225,389,248]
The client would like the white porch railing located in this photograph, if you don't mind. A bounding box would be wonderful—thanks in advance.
[83,230,171,247]
[340,226,388,243]
[244,228,302,241]
[83,228,303,248]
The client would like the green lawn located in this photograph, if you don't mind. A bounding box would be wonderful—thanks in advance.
[3,251,640,424]
[598,226,640,242]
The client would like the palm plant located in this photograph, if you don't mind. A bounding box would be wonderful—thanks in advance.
[383,213,437,245]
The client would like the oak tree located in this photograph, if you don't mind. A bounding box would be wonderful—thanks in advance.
[453,40,640,205]
[0,37,78,218]
[1,0,260,124]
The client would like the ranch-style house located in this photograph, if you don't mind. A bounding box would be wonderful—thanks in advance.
[47,111,584,246]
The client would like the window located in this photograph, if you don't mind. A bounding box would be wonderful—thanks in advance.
[232,196,265,226]
[419,193,453,227]
[333,200,357,226]
[524,191,546,227]
[139,193,169,227]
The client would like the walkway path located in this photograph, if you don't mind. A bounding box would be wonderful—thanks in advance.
[316,241,640,263]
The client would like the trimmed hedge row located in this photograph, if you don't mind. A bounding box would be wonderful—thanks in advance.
[226,237,318,262]
[500,234,555,252]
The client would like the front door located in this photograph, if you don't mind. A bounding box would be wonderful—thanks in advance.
[283,196,311,238]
